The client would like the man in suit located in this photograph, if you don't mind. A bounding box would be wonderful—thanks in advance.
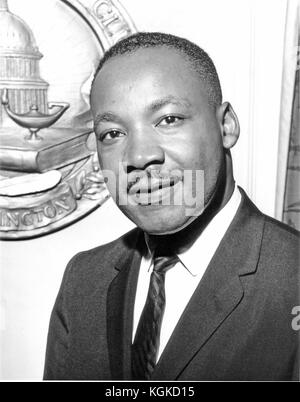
[44,32,299,381]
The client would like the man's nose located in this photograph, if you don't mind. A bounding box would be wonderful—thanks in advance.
[123,128,165,172]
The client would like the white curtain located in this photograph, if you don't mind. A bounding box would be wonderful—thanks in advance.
[275,0,300,229]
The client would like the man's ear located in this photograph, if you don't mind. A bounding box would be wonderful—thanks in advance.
[216,102,240,149]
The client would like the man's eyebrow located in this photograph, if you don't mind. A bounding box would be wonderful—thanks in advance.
[94,96,191,126]
[94,112,120,126]
[147,96,192,113]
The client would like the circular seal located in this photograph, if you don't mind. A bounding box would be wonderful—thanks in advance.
[0,0,137,239]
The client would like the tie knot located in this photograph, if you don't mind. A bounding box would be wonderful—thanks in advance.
[152,253,179,274]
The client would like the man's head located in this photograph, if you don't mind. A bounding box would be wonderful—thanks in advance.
[90,32,239,235]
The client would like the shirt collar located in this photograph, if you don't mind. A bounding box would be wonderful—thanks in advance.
[178,185,241,276]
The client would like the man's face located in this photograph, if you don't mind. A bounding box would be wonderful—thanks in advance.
[91,47,225,234]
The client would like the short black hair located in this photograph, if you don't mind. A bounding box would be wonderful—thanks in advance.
[92,32,222,108]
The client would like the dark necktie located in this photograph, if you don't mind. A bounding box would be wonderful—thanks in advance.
[131,250,179,380]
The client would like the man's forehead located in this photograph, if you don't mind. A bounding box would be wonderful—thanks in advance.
[92,48,203,101]
[91,46,211,113]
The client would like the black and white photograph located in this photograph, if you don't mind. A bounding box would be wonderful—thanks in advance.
[0,0,299,384]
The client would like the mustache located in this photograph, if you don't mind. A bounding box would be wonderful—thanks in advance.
[127,169,183,193]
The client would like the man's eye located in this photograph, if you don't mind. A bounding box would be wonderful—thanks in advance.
[100,130,125,141]
[157,115,184,127]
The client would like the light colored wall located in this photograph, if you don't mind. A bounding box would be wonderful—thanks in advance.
[0,0,287,380]
[0,199,134,380]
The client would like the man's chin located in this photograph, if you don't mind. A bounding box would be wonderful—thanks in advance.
[122,205,203,235]
[145,216,200,235]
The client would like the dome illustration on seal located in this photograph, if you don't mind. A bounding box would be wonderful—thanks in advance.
[0,0,48,127]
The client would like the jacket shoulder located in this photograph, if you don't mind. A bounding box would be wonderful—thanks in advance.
[70,226,141,267]
[263,214,300,250]
[259,214,299,292]
[62,227,141,294]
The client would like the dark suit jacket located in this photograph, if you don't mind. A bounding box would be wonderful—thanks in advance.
[44,189,300,381]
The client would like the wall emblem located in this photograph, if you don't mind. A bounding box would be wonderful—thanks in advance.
[0,0,136,239]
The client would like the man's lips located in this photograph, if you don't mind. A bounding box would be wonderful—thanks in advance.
[128,176,181,195]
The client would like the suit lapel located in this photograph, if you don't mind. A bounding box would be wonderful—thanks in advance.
[152,189,265,380]
[106,230,144,379]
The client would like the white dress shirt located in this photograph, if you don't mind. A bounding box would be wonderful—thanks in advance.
[132,186,242,362]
